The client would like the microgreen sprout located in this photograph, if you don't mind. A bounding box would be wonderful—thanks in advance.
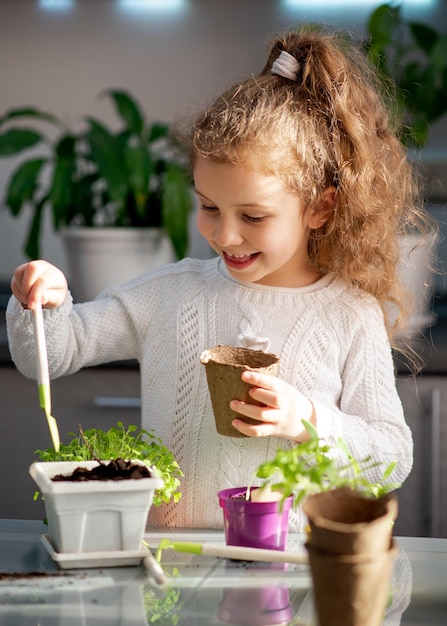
[141,539,182,624]
[35,421,183,506]
[142,574,182,625]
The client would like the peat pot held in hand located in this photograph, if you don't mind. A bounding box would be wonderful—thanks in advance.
[218,487,292,551]
[29,460,163,554]
[200,345,280,437]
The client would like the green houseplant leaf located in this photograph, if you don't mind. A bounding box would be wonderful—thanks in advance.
[6,158,46,216]
[105,89,145,138]
[367,2,398,45]
[364,3,447,148]
[124,143,153,221]
[25,196,47,260]
[148,122,170,143]
[50,136,77,230]
[409,22,439,56]
[0,90,193,259]
[431,33,447,72]
[86,118,129,213]
[0,129,43,156]
[162,164,193,259]
[0,106,64,128]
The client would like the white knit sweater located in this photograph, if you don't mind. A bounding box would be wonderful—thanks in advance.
[6,257,412,530]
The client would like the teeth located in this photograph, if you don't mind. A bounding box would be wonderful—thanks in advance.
[227,253,249,258]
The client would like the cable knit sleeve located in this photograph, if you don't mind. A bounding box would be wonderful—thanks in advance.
[6,263,179,378]
[6,258,211,380]
[6,293,75,380]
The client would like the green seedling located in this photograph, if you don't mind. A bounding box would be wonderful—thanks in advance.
[35,421,183,507]
[252,420,400,509]
[142,575,182,625]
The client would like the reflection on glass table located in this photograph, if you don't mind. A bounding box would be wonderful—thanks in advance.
[0,521,446,625]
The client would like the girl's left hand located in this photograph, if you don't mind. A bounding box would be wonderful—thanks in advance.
[230,371,315,442]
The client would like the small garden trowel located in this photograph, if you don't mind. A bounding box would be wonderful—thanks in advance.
[32,302,60,452]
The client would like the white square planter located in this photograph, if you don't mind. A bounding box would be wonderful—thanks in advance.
[29,461,164,554]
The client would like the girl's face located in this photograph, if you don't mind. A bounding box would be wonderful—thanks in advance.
[194,157,323,288]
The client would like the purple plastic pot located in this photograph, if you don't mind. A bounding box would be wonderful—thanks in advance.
[218,487,293,551]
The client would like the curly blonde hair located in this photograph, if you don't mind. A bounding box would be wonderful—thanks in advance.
[176,26,435,341]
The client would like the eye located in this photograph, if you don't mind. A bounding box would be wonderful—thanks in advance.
[200,203,219,213]
[244,214,265,223]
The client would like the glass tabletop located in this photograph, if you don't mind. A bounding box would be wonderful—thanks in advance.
[0,520,446,625]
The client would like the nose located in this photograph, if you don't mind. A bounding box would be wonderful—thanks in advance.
[213,216,244,248]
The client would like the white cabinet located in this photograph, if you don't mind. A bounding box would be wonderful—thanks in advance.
[396,376,447,537]
[0,365,140,520]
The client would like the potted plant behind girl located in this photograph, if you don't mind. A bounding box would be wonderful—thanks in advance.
[0,90,193,302]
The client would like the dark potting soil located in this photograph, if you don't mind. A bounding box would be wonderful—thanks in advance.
[51,458,152,482]
[232,492,249,500]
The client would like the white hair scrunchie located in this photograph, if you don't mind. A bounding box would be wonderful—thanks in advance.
[271,50,300,81]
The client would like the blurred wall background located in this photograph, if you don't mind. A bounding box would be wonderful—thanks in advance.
[1,0,446,282]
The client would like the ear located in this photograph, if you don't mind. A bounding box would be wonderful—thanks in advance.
[307,187,336,230]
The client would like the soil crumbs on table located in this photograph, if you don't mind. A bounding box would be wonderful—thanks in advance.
[52,458,152,482]
[0,571,79,580]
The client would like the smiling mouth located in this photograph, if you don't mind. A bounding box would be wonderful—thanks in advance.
[222,251,259,268]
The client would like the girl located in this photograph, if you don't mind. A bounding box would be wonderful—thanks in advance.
[7,27,431,530]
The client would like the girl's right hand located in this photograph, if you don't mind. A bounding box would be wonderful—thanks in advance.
[11,260,68,310]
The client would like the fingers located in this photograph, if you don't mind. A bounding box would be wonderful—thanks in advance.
[230,370,313,441]
[230,398,276,422]
[241,370,284,409]
[232,417,277,438]
[241,370,281,391]
[10,263,40,308]
[10,260,68,309]
[23,262,59,308]
[249,386,282,409]
[10,264,27,306]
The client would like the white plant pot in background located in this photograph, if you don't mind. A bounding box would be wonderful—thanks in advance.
[29,460,163,554]
[62,227,175,303]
